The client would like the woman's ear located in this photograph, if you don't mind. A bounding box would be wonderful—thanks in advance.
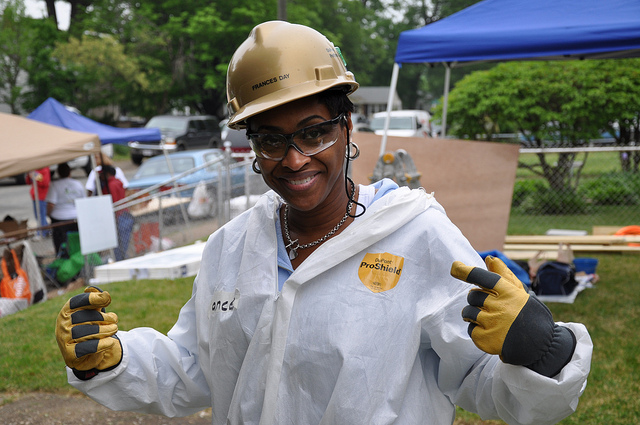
[346,112,354,132]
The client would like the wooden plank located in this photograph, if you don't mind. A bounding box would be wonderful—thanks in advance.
[503,250,559,261]
[592,226,623,235]
[351,134,519,252]
[504,243,640,253]
[504,235,640,245]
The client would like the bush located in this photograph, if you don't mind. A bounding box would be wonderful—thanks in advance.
[512,179,548,207]
[581,172,640,206]
[517,187,588,215]
[113,144,130,160]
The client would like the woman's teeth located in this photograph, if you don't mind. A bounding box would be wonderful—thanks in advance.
[289,176,313,185]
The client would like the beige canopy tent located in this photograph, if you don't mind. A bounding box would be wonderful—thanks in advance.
[0,112,101,179]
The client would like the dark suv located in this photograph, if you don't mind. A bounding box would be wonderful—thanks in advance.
[220,119,251,153]
[129,115,222,165]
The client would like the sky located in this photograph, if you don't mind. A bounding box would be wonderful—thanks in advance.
[23,0,70,30]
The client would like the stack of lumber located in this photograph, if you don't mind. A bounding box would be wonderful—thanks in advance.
[503,234,640,260]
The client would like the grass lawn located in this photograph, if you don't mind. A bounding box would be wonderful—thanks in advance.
[1,253,638,423]
[511,150,638,235]
[0,277,195,394]
[517,151,623,179]
[508,205,638,235]
[455,252,640,424]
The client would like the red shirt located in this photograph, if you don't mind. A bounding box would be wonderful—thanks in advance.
[106,175,126,203]
[25,167,51,201]
[106,175,129,216]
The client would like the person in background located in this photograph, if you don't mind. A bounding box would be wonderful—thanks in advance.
[86,153,129,196]
[55,21,592,425]
[46,163,85,254]
[25,167,51,237]
[101,165,133,261]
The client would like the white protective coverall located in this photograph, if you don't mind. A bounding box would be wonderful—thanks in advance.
[69,185,592,425]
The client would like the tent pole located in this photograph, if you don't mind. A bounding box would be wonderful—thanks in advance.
[32,175,40,236]
[92,154,103,196]
[162,148,191,229]
[441,63,451,138]
[379,62,400,157]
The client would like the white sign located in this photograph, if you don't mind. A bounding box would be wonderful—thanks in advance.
[76,195,118,255]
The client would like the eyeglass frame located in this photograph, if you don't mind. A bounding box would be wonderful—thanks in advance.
[247,113,346,161]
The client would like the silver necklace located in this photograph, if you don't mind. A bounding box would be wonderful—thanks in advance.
[282,184,355,260]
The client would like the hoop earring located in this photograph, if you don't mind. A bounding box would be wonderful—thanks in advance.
[252,158,261,174]
[345,142,360,160]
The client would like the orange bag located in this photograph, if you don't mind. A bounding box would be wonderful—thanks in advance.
[614,225,640,247]
[0,249,31,303]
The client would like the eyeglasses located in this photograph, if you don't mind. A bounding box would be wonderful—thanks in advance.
[247,114,345,161]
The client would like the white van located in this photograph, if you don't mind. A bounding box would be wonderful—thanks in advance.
[370,110,431,138]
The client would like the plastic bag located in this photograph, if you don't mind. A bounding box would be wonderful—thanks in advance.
[188,181,215,218]
[0,249,32,303]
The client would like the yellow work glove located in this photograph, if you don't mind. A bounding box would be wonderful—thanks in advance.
[55,286,123,380]
[451,256,576,377]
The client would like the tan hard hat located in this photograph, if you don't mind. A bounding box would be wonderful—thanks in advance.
[226,21,359,129]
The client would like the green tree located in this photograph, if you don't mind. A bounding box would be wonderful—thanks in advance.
[87,0,276,117]
[0,0,31,113]
[179,0,275,115]
[594,59,640,172]
[42,0,94,34]
[435,59,640,192]
[24,0,485,120]
[51,34,150,118]
[378,0,482,110]
[19,12,80,112]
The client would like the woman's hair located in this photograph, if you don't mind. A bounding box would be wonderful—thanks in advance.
[57,163,71,178]
[246,88,354,130]
[101,165,116,177]
[317,88,355,119]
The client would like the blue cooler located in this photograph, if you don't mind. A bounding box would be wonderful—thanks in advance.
[573,257,598,274]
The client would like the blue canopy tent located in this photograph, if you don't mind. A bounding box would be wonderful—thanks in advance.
[379,0,640,153]
[27,97,161,145]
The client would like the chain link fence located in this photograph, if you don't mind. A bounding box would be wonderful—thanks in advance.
[19,150,268,292]
[9,145,640,292]
[509,146,640,235]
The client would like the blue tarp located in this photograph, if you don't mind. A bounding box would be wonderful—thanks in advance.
[27,98,161,145]
[478,250,530,286]
[395,0,640,64]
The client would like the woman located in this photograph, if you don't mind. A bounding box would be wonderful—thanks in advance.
[101,165,134,261]
[46,163,85,254]
[85,153,129,196]
[56,21,592,425]
[25,166,51,237]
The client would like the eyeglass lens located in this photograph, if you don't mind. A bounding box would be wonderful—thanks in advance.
[248,114,344,160]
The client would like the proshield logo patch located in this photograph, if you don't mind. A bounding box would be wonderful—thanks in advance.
[358,252,404,293]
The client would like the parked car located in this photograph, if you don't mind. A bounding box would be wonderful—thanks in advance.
[351,112,370,125]
[126,149,245,199]
[370,110,432,138]
[220,119,252,154]
[352,122,375,133]
[129,115,222,165]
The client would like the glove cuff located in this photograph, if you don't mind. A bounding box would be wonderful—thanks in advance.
[72,368,100,381]
[526,325,576,377]
[71,335,123,381]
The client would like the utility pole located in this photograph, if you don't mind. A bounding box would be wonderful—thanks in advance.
[278,0,287,21]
